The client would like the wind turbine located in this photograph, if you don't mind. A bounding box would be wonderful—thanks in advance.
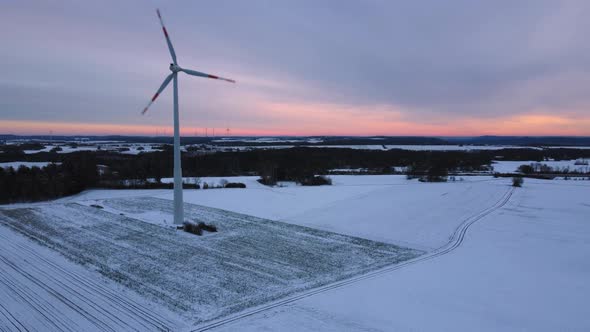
[142,9,235,226]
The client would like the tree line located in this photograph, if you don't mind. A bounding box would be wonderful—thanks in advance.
[0,153,98,203]
[2,146,590,203]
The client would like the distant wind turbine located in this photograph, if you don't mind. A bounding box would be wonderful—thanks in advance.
[142,9,236,225]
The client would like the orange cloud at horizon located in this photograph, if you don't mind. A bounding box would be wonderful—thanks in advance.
[0,120,295,137]
[248,102,590,136]
[1,108,589,137]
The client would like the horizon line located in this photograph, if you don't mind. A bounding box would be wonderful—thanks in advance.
[3,134,590,139]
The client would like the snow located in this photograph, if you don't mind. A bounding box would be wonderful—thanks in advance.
[0,221,184,331]
[119,144,164,155]
[159,176,255,187]
[75,175,510,251]
[218,145,296,150]
[2,174,589,330]
[0,161,60,169]
[57,146,99,153]
[492,160,590,173]
[11,142,589,156]
[212,138,324,144]
[22,145,56,154]
[21,144,100,154]
[16,143,164,155]
[210,179,590,332]
[542,146,590,149]
[328,168,369,173]
[217,144,544,151]
[329,166,408,173]
[384,145,541,151]
[1,191,419,326]
[171,175,508,250]
[55,175,512,251]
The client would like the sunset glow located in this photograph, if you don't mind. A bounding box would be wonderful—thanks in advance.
[1,2,590,137]
[3,109,589,137]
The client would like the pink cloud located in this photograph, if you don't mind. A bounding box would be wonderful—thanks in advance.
[5,104,588,136]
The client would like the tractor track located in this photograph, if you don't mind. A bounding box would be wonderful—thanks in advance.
[192,186,515,331]
[0,228,176,332]
[0,301,29,332]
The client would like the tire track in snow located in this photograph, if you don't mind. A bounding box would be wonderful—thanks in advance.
[0,209,179,330]
[13,239,173,330]
[0,260,76,331]
[0,227,178,332]
[193,186,515,331]
[0,302,29,332]
[0,245,123,331]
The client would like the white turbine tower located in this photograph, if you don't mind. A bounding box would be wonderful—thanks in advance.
[142,9,235,226]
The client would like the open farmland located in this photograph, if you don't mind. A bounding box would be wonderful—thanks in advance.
[0,197,420,326]
[211,179,590,332]
[0,175,588,331]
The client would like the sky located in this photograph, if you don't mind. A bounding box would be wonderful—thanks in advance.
[1,0,590,136]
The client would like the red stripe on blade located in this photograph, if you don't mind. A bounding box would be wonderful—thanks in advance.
[151,93,159,101]
[208,75,219,79]
[163,27,169,38]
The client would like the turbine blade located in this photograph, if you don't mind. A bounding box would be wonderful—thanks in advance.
[181,68,236,83]
[156,9,178,65]
[142,73,174,115]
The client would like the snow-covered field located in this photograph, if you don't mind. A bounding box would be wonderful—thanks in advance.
[21,145,100,154]
[15,143,163,155]
[210,179,590,331]
[212,138,324,144]
[6,141,590,157]
[0,161,60,169]
[146,175,507,250]
[0,187,419,328]
[492,160,590,173]
[218,144,546,151]
[1,175,589,331]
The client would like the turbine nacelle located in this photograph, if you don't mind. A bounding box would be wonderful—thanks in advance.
[169,63,181,73]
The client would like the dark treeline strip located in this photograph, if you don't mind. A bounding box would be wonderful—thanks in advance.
[98,147,590,180]
[448,136,590,146]
[3,144,590,166]
[2,147,590,204]
[97,147,494,181]
[0,153,98,203]
[97,147,590,185]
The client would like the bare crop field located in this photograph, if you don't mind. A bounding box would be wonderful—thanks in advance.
[0,197,420,325]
